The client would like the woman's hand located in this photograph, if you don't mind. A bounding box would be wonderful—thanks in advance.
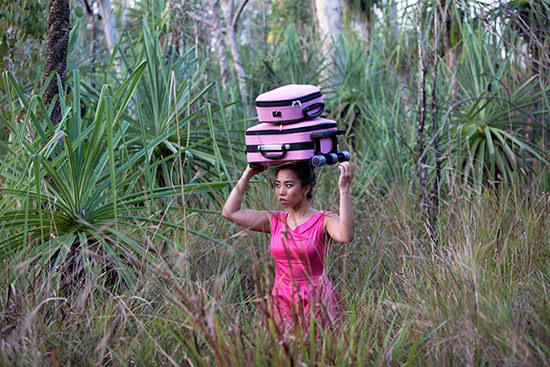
[338,161,354,191]
[324,161,355,242]
[221,164,271,233]
[243,164,267,179]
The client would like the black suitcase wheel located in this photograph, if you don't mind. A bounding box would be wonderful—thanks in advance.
[325,152,339,165]
[311,155,326,167]
[337,151,351,162]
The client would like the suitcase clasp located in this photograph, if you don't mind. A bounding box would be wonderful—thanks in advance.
[291,100,302,108]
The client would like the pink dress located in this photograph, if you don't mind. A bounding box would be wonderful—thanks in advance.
[269,211,342,332]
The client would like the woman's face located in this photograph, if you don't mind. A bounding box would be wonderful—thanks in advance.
[275,168,310,209]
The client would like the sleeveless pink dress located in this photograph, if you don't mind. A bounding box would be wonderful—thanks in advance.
[270,211,342,331]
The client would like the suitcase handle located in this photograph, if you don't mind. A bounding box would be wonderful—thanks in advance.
[258,144,290,160]
[303,102,325,119]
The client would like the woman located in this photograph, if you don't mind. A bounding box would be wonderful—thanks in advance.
[222,161,354,332]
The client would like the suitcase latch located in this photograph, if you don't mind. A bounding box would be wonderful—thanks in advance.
[291,100,302,108]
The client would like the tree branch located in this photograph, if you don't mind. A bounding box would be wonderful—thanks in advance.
[186,11,214,28]
[231,0,250,30]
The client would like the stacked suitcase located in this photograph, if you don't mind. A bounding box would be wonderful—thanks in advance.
[246,84,350,168]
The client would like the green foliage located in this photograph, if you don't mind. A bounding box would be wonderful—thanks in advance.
[260,23,328,89]
[0,0,48,83]
[270,0,314,31]
[120,19,223,186]
[326,32,415,194]
[442,25,549,187]
[125,0,169,35]
[1,0,550,365]
[500,0,550,72]
[0,65,228,288]
[0,0,49,142]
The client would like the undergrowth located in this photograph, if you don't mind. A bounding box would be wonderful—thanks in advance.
[1,176,549,366]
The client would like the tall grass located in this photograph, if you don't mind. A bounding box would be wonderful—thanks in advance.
[2,168,549,365]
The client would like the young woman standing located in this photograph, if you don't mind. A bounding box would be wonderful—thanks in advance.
[222,161,354,332]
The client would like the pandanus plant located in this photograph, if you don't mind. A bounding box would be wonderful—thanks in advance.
[0,64,226,289]
[442,24,548,188]
[119,19,230,188]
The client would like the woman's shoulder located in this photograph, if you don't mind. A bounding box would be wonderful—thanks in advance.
[301,209,336,220]
[320,210,338,227]
[319,210,337,218]
[271,210,288,223]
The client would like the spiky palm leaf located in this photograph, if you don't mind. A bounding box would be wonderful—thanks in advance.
[118,19,231,187]
[441,25,548,187]
[0,65,228,288]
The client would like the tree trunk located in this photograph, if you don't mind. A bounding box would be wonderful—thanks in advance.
[415,0,429,214]
[262,0,267,57]
[430,0,443,244]
[83,0,97,88]
[441,2,460,101]
[166,0,186,56]
[208,0,229,92]
[365,15,371,56]
[313,0,344,86]
[226,0,249,100]
[42,0,71,126]
[98,0,120,55]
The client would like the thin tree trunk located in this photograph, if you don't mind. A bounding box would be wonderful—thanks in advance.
[365,15,371,56]
[98,0,122,74]
[226,0,249,100]
[443,4,459,101]
[83,0,96,89]
[416,0,429,214]
[262,0,267,57]
[42,0,71,126]
[166,0,186,56]
[313,0,344,86]
[98,0,120,55]
[430,0,443,244]
[166,0,176,53]
[209,0,229,92]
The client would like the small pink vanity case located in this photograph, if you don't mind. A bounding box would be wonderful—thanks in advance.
[255,84,325,123]
[245,118,350,167]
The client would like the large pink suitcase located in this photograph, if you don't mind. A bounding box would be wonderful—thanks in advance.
[245,118,350,167]
[255,84,325,123]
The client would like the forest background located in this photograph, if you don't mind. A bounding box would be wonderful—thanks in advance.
[0,0,549,365]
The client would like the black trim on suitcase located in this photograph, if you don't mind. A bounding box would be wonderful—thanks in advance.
[255,91,323,107]
[245,141,315,153]
[245,123,337,136]
[310,129,346,139]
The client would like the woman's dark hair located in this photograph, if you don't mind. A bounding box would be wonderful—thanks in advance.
[276,161,317,200]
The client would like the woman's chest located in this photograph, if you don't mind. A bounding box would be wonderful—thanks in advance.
[270,228,325,262]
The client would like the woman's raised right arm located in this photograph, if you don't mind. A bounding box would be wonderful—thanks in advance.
[221,166,272,233]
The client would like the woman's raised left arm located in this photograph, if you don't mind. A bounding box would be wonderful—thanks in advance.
[325,161,355,243]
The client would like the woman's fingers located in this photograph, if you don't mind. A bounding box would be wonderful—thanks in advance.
[338,161,353,187]
[339,161,353,176]
[245,165,267,177]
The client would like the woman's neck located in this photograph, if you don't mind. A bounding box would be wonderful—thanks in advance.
[289,201,314,220]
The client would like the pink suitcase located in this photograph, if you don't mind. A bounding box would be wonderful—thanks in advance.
[245,118,350,167]
[255,84,325,123]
